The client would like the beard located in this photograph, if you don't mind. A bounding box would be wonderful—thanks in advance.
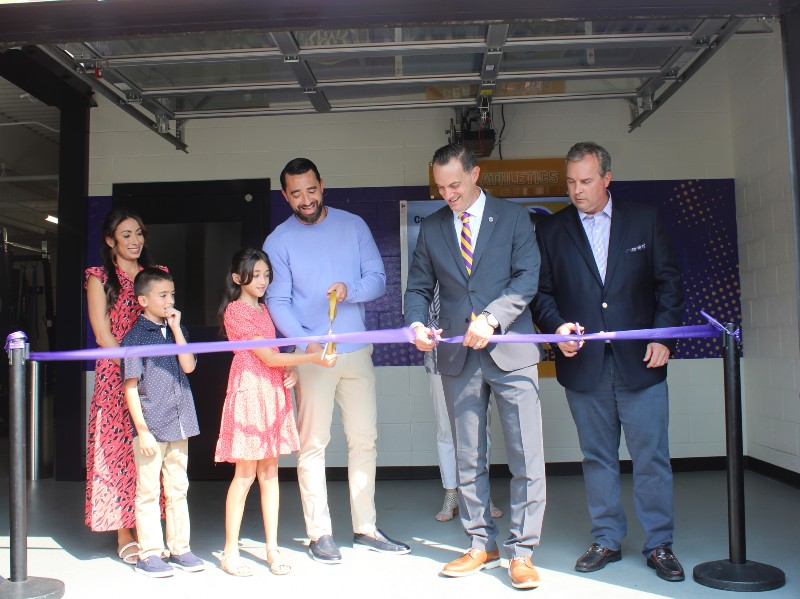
[293,200,325,224]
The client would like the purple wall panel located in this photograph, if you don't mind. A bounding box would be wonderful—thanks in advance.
[250,179,740,365]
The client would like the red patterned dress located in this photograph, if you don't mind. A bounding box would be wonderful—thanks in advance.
[84,265,142,531]
[215,301,299,462]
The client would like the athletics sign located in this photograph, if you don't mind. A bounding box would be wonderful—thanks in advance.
[429,158,566,199]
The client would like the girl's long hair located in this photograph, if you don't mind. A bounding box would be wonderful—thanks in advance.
[218,248,273,338]
[99,208,153,311]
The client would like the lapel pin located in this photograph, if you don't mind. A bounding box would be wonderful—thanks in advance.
[488,217,494,223]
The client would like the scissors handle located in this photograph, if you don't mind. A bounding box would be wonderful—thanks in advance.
[328,292,338,321]
[326,293,337,354]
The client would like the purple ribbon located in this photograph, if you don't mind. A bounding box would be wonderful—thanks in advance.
[700,310,742,343]
[28,322,722,362]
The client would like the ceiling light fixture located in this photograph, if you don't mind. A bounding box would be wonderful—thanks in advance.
[45,215,59,224]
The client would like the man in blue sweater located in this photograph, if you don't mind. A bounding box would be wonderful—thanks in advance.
[264,158,410,564]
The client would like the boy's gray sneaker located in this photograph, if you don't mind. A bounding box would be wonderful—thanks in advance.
[308,535,342,564]
[135,555,175,578]
[169,551,205,572]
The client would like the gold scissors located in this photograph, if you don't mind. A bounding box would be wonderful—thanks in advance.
[322,292,337,357]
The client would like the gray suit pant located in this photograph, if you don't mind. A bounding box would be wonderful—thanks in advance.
[441,348,546,558]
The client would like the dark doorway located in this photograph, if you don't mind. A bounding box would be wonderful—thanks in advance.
[113,179,269,480]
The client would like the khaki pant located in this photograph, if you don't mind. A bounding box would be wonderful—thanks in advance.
[132,437,191,559]
[294,344,377,541]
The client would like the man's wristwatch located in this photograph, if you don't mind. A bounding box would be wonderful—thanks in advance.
[481,310,499,329]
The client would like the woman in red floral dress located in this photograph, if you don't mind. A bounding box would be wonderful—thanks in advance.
[85,208,158,564]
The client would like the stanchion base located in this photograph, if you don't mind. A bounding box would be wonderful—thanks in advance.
[693,559,785,592]
[0,577,65,599]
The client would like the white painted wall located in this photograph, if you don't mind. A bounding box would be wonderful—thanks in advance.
[85,31,800,473]
[728,30,800,474]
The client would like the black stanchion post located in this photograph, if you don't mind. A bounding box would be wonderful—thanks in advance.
[693,324,785,592]
[1,332,65,599]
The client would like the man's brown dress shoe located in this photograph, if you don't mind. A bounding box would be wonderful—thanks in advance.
[509,555,540,589]
[441,548,500,577]
[575,543,622,572]
[647,547,685,582]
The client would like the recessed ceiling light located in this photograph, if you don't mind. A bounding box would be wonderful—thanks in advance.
[45,215,59,224]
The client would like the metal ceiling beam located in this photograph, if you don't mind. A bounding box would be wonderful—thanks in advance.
[478,24,508,102]
[505,32,692,51]
[78,43,176,121]
[148,64,655,120]
[629,17,747,130]
[140,66,661,98]
[498,67,661,81]
[270,30,301,55]
[141,81,299,97]
[493,91,637,104]
[174,89,636,119]
[174,99,478,119]
[36,45,188,152]
[692,17,733,41]
[270,31,331,112]
[636,18,729,100]
[98,48,283,68]
[285,57,319,90]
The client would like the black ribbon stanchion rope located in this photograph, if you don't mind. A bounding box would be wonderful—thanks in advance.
[692,323,785,592]
[1,332,65,599]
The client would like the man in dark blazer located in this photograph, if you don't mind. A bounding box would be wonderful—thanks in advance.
[405,144,545,590]
[531,141,685,582]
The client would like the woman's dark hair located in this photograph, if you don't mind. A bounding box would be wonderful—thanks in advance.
[218,248,273,337]
[99,208,153,311]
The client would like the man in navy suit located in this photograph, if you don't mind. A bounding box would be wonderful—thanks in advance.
[405,144,545,590]
[531,142,685,582]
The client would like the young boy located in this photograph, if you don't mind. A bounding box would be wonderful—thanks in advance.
[122,267,203,577]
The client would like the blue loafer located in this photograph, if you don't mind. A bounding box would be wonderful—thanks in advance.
[135,555,174,578]
[353,529,410,554]
[309,535,342,564]
[169,551,205,572]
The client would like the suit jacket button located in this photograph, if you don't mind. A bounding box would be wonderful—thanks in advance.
[602,302,608,308]
[465,318,470,323]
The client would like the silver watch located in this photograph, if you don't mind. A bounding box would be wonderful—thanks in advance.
[481,310,499,328]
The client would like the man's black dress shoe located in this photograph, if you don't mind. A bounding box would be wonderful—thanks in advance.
[647,546,685,582]
[353,529,411,554]
[575,543,622,572]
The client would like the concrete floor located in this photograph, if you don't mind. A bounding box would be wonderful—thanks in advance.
[0,470,797,598]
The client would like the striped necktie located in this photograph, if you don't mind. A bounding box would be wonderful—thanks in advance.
[459,212,478,321]
[459,211,473,276]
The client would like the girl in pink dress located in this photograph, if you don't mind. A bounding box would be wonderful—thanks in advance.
[215,248,336,577]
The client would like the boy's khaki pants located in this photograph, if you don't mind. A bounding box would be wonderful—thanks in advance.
[132,437,191,560]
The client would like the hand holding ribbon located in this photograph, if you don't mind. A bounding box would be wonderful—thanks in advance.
[555,322,584,357]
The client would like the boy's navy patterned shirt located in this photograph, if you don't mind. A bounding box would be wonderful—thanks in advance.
[121,314,200,442]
